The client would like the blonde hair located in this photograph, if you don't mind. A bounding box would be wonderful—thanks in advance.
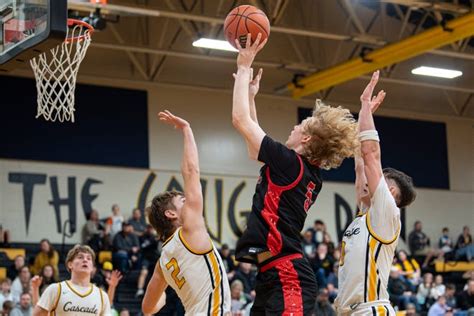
[65,244,96,272]
[302,100,358,170]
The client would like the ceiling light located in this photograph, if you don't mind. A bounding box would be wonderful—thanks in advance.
[411,66,462,79]
[192,38,238,52]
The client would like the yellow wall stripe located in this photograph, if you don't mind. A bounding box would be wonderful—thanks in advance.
[208,251,221,316]
[368,237,378,301]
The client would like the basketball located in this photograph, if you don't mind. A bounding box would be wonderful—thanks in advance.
[224,5,270,49]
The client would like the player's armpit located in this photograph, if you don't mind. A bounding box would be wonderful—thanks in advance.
[367,178,401,244]
[142,264,168,315]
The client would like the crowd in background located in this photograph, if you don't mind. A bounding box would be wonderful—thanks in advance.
[0,204,473,316]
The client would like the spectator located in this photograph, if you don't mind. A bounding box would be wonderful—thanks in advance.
[112,222,140,272]
[395,250,421,289]
[7,256,25,281]
[302,230,316,259]
[387,267,418,310]
[0,278,13,308]
[457,279,474,311]
[323,232,335,255]
[31,239,59,280]
[119,308,130,316]
[455,226,473,261]
[82,209,109,252]
[313,288,336,316]
[11,266,31,303]
[404,303,417,316]
[38,265,57,295]
[91,261,113,289]
[230,279,252,315]
[2,300,14,315]
[136,224,159,297]
[438,227,454,254]
[444,283,456,309]
[107,204,124,240]
[312,243,334,288]
[416,272,436,310]
[327,263,339,303]
[308,220,325,246]
[129,208,146,237]
[219,244,236,279]
[408,221,438,267]
[0,224,10,247]
[233,263,256,297]
[433,275,445,299]
[10,292,32,316]
[427,295,450,316]
[89,261,122,306]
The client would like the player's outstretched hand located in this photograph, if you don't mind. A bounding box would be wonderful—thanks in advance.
[106,270,123,288]
[235,33,267,69]
[360,70,386,113]
[158,110,190,130]
[249,68,263,97]
[30,275,43,290]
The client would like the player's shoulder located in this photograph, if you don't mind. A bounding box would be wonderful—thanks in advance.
[44,281,62,293]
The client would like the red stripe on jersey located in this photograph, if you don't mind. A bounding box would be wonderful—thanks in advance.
[261,155,304,255]
[276,256,304,315]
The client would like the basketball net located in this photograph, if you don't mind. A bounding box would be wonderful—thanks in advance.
[30,19,93,122]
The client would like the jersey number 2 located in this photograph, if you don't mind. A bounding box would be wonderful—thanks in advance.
[165,258,186,289]
[304,181,316,212]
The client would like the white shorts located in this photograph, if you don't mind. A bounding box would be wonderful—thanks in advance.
[337,301,395,316]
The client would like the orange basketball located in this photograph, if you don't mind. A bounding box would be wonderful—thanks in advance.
[224,5,270,49]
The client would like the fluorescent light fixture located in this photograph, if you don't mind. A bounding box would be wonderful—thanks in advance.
[192,38,238,52]
[411,66,462,79]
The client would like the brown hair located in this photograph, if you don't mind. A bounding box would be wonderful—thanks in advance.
[65,244,96,272]
[302,100,358,170]
[147,191,183,242]
[40,239,55,259]
[383,168,416,208]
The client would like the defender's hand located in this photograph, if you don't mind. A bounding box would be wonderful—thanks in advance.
[158,110,190,130]
[360,70,386,113]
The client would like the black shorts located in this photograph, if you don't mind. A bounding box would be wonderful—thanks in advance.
[251,254,318,316]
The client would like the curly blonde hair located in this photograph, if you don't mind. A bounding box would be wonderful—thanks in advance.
[302,100,358,170]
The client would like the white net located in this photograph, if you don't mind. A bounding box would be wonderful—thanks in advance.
[30,21,92,122]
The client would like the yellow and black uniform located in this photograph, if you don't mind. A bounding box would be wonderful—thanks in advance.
[395,258,420,280]
[335,179,400,315]
[159,227,231,315]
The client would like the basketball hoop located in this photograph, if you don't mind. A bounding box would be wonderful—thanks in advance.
[30,19,94,122]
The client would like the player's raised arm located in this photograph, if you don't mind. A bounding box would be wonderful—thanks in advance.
[358,70,386,195]
[158,111,202,215]
[248,67,263,124]
[354,146,370,211]
[158,111,210,251]
[232,33,267,160]
[142,263,168,314]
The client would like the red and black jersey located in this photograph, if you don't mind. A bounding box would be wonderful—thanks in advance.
[236,135,322,264]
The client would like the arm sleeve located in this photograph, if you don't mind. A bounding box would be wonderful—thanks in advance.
[37,283,59,312]
[367,178,401,243]
[257,135,301,185]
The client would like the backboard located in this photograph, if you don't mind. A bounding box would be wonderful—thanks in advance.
[0,0,67,71]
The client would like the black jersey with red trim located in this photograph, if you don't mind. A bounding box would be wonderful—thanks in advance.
[235,136,322,264]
